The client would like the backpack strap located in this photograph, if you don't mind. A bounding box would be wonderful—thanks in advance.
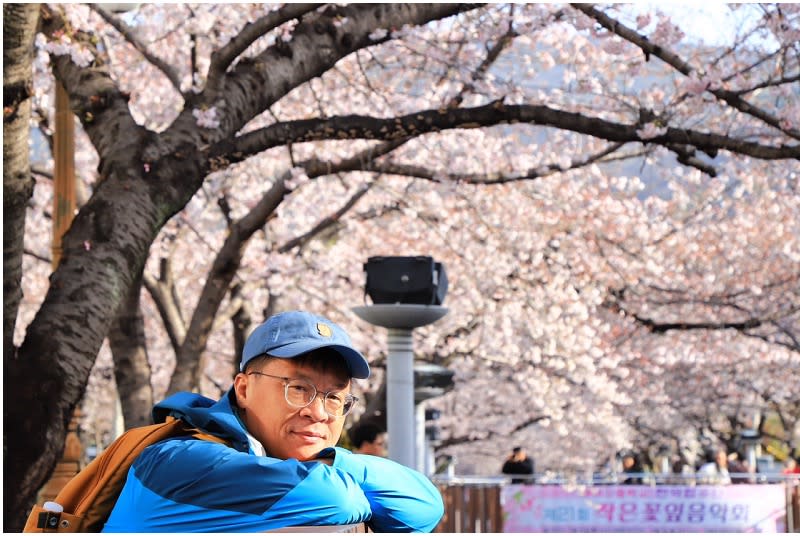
[184,427,232,445]
[23,417,230,533]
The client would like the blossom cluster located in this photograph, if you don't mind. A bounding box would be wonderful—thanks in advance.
[35,33,94,68]
[192,107,221,129]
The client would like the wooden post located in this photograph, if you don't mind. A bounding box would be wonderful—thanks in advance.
[51,81,75,268]
[39,81,82,503]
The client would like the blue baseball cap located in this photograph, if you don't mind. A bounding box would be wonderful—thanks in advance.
[241,311,370,379]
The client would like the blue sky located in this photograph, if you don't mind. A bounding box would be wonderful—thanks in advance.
[622,3,776,49]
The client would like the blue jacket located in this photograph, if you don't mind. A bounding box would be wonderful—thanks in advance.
[102,390,444,532]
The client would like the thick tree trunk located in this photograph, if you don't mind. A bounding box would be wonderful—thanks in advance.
[2,3,39,362]
[6,8,187,520]
[5,5,477,530]
[4,167,162,532]
[3,4,41,531]
[108,272,154,428]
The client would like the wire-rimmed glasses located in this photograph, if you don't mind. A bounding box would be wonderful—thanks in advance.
[247,371,358,418]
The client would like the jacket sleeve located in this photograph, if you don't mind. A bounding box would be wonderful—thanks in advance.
[108,438,374,532]
[330,447,445,532]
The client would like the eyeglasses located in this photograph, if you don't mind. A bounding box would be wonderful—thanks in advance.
[247,371,358,418]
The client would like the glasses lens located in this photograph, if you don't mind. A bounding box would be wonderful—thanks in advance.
[341,395,356,416]
[284,378,357,417]
[323,392,356,417]
[285,379,315,407]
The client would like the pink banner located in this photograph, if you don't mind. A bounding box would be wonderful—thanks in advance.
[501,484,786,532]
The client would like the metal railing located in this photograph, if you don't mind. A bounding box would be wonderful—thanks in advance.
[432,474,800,533]
[267,523,367,532]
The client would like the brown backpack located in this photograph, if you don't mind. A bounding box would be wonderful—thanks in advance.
[23,416,227,532]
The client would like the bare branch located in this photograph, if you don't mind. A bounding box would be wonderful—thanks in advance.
[142,259,186,352]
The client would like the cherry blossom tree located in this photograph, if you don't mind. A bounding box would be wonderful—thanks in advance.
[4,3,798,529]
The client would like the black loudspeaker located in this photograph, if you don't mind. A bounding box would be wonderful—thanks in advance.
[364,256,448,305]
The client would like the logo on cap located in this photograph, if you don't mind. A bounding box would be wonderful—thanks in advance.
[317,323,332,337]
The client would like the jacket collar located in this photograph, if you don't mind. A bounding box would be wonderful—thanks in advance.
[153,388,250,453]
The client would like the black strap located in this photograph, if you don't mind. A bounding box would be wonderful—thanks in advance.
[37,511,61,530]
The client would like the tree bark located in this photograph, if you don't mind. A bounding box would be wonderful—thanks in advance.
[3,4,42,530]
[2,3,39,364]
[108,271,154,428]
[6,7,469,528]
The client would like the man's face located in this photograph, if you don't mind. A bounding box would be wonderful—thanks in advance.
[234,357,351,461]
[359,433,388,457]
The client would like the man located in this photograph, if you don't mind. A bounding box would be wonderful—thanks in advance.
[103,311,444,532]
[620,450,644,485]
[349,421,388,457]
[502,446,535,484]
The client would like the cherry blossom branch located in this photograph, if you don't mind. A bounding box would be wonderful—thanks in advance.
[90,4,183,94]
[449,23,519,107]
[745,327,800,352]
[610,295,799,351]
[210,101,800,169]
[205,3,321,93]
[435,414,550,449]
[571,3,800,141]
[277,182,373,253]
[634,316,763,333]
[167,173,290,393]
[39,5,147,180]
[203,372,228,398]
[211,294,245,333]
[664,144,719,177]
[769,316,800,350]
[194,4,477,135]
[301,140,411,177]
[23,248,51,264]
[728,73,800,97]
[361,142,632,184]
[294,22,521,180]
[190,31,199,92]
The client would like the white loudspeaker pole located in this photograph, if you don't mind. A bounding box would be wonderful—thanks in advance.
[352,304,448,468]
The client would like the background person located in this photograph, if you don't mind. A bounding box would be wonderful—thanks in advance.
[620,450,645,485]
[102,311,444,532]
[727,451,752,483]
[783,455,800,475]
[349,421,388,457]
[697,446,732,485]
[502,446,535,484]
